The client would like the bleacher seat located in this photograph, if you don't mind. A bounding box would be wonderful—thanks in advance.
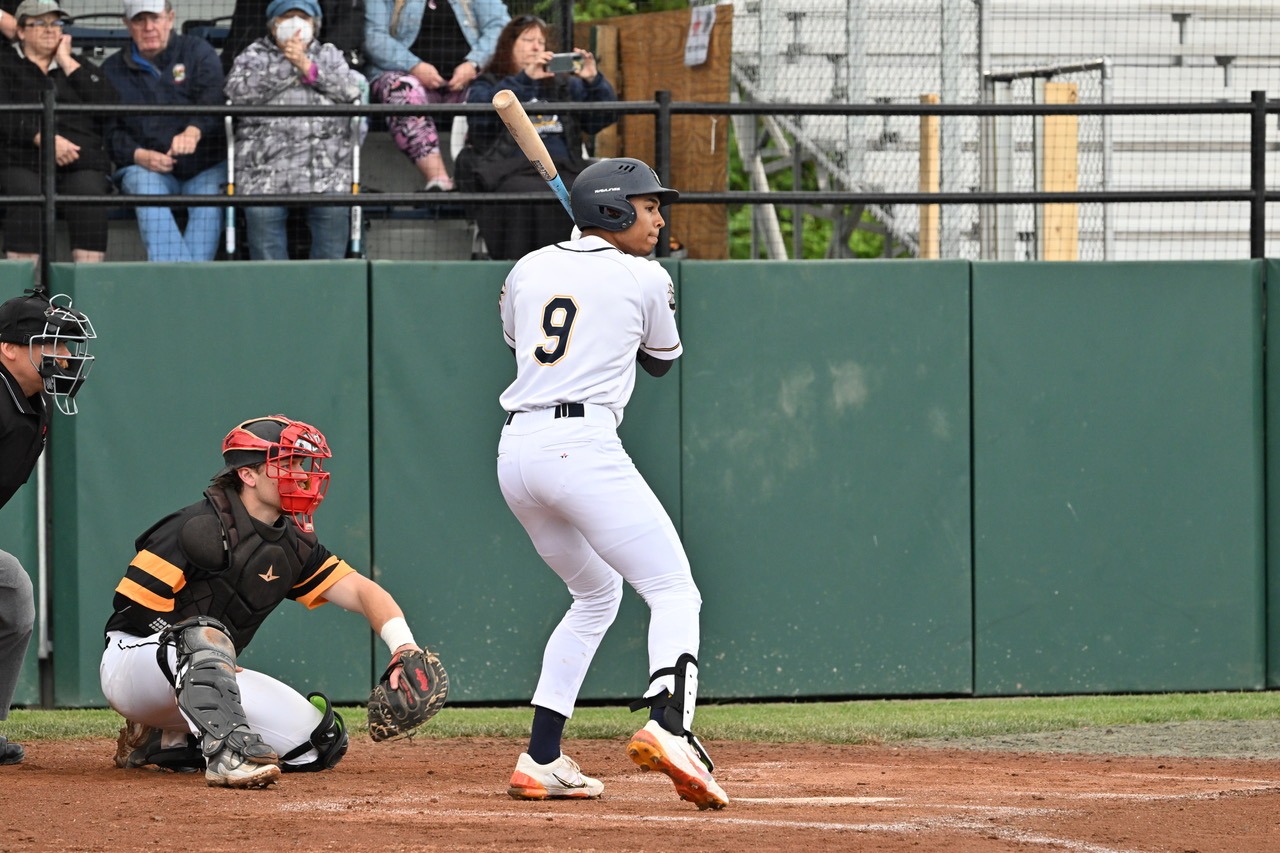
[180,16,232,49]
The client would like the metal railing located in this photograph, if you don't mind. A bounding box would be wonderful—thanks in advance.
[3,89,1277,279]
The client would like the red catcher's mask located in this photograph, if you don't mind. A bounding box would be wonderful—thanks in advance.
[221,416,332,532]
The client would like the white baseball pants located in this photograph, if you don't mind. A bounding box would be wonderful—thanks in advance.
[497,404,702,718]
[100,630,322,766]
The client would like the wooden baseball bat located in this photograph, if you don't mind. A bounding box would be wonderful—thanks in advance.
[491,88,575,221]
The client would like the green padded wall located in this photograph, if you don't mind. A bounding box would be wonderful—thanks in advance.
[369,261,682,705]
[0,261,40,708]
[973,261,1265,694]
[49,262,374,705]
[680,260,973,697]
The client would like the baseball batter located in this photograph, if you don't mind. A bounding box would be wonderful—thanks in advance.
[99,415,431,788]
[497,157,727,810]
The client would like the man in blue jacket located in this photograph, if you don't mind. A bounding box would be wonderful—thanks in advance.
[103,0,227,262]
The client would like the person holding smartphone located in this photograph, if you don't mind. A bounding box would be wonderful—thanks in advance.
[455,14,616,260]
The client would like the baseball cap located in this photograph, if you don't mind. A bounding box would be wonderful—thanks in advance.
[265,0,321,21]
[0,293,66,343]
[14,0,70,24]
[122,0,167,20]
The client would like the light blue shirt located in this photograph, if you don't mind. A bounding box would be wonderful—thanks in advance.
[362,0,510,80]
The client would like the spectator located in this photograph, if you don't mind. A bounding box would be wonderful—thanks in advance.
[456,14,616,260]
[224,0,365,260]
[103,0,228,263]
[0,0,118,265]
[221,0,367,76]
[0,1,17,40]
[363,0,508,191]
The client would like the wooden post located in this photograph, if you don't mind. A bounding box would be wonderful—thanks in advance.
[580,7,732,259]
[588,25,620,158]
[918,94,940,259]
[1042,82,1079,260]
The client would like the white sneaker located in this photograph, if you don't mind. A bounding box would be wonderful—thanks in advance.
[203,726,281,789]
[508,752,604,799]
[627,720,728,810]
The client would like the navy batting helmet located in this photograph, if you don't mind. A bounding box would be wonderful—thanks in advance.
[571,158,679,232]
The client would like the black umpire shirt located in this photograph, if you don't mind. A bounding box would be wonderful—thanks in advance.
[0,362,49,511]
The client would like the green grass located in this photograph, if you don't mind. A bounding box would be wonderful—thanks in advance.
[5,691,1277,744]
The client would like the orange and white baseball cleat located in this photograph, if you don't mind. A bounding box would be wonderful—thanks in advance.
[627,720,728,810]
[508,752,604,799]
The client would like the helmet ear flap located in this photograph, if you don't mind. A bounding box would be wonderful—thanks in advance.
[596,202,635,231]
[570,157,678,233]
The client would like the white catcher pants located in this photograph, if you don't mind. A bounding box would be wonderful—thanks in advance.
[100,630,323,767]
[497,404,702,719]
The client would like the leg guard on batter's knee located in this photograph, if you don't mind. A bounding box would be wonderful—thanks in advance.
[158,616,276,764]
[628,652,715,771]
[280,692,349,773]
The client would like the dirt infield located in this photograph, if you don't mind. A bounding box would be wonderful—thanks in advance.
[3,731,1278,853]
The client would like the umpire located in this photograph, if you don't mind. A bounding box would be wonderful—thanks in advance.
[0,290,96,766]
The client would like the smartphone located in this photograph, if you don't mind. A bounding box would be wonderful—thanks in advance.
[547,52,583,73]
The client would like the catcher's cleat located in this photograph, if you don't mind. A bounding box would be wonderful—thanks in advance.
[115,721,203,772]
[115,720,154,768]
[204,726,281,789]
[508,752,604,800]
[0,735,25,766]
[627,720,728,810]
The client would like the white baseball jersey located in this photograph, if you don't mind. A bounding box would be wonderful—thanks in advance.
[499,235,682,417]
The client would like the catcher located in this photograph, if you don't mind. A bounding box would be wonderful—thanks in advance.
[99,415,447,788]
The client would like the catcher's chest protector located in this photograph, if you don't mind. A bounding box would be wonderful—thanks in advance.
[176,488,313,652]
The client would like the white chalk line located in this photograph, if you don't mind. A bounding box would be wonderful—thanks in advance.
[732,795,897,804]
[1008,783,1280,802]
[279,802,1146,852]
[277,779,1279,853]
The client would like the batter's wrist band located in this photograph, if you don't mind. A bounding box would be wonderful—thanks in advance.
[380,616,416,652]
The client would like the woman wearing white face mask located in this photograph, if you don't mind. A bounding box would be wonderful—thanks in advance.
[224,0,366,260]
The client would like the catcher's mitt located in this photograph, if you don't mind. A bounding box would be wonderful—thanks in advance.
[367,648,449,742]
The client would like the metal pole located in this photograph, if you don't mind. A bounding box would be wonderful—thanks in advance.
[558,0,573,56]
[978,0,993,259]
[655,90,673,258]
[792,141,803,259]
[1101,58,1114,260]
[1250,90,1266,259]
[1032,77,1045,261]
[40,87,57,287]
[993,82,1014,260]
[846,0,866,190]
[939,0,965,258]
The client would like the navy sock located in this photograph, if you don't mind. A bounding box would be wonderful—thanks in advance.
[528,705,567,765]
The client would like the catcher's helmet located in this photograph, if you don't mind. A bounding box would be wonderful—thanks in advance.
[0,291,95,416]
[570,157,679,232]
[218,415,331,532]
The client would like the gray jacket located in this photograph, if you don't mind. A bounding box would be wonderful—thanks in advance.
[225,37,364,194]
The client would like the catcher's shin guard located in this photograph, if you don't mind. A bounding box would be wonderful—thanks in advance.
[160,616,275,764]
[628,652,715,771]
[280,692,349,772]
